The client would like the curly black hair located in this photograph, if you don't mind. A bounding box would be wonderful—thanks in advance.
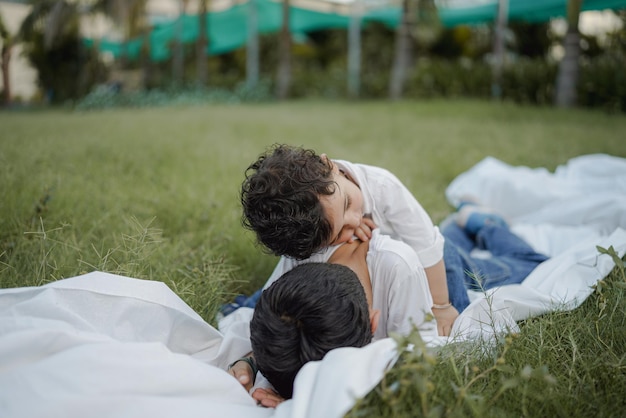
[250,263,372,399]
[241,144,336,260]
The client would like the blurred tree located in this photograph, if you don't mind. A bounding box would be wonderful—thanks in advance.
[429,25,492,60]
[0,11,13,106]
[429,27,464,58]
[509,21,552,58]
[246,0,259,89]
[412,0,441,53]
[389,0,416,100]
[196,0,209,86]
[347,0,362,98]
[491,0,508,99]
[304,29,347,69]
[579,33,603,58]
[605,10,626,54]
[19,0,107,103]
[102,0,148,64]
[276,0,291,99]
[171,0,189,86]
[555,0,582,107]
[390,0,440,100]
[99,0,149,87]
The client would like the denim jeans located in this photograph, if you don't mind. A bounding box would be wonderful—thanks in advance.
[442,220,549,312]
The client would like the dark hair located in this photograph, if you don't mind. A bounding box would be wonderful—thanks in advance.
[241,144,336,260]
[250,263,372,399]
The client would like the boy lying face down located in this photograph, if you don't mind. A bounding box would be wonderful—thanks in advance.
[248,230,438,403]
[250,262,377,400]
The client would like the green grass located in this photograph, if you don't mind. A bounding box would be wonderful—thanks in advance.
[348,260,626,417]
[1,99,625,415]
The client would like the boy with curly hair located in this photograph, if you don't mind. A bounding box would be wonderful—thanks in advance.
[241,143,458,334]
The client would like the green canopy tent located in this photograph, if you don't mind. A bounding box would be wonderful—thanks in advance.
[84,0,626,62]
[438,0,626,24]
[86,0,354,62]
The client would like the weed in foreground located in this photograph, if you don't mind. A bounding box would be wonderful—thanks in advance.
[1,213,239,326]
[348,252,626,418]
[347,327,556,418]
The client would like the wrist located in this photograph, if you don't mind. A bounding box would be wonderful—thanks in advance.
[228,357,259,384]
[432,302,452,309]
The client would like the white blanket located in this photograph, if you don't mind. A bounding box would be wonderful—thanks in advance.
[1,154,625,418]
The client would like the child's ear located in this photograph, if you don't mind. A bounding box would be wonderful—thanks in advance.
[321,154,338,172]
[369,309,380,334]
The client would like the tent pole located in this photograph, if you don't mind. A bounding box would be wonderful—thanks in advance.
[348,0,362,99]
[491,0,508,100]
[246,0,259,89]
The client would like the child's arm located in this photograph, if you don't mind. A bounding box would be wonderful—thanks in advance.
[425,260,459,336]
[229,355,287,407]
[227,353,256,392]
[360,166,457,334]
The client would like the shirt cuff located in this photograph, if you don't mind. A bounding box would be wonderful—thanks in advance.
[416,226,445,268]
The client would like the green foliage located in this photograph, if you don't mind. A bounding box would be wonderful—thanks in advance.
[74,80,274,110]
[501,58,558,105]
[597,246,626,281]
[348,331,558,418]
[18,0,108,103]
[405,58,492,98]
[578,53,626,113]
[130,28,625,112]
[508,21,552,58]
[349,254,626,417]
[26,33,107,103]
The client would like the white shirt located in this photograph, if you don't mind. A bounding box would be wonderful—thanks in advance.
[265,159,445,286]
[366,231,437,339]
[264,230,437,340]
[335,159,444,268]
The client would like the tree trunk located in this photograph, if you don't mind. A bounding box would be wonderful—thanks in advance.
[1,42,11,106]
[491,0,508,100]
[347,1,362,99]
[276,0,291,100]
[389,0,415,100]
[555,0,583,108]
[173,0,188,86]
[196,0,208,87]
[142,28,152,90]
[113,0,131,69]
[0,12,9,105]
[246,0,259,89]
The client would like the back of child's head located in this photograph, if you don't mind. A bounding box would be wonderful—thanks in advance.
[250,262,372,399]
[241,144,335,260]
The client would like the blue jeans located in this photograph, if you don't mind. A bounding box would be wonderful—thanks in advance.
[442,220,549,313]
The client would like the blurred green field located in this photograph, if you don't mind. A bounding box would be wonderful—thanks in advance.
[2,99,625,311]
[1,99,626,416]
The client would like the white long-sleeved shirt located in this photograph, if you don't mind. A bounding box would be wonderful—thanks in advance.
[264,159,444,289]
[336,159,444,268]
[263,230,437,340]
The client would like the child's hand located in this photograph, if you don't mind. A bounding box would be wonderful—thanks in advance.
[433,305,459,336]
[351,216,377,243]
[227,359,255,392]
[252,387,285,408]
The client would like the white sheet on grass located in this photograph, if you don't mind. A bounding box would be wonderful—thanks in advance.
[1,154,625,418]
